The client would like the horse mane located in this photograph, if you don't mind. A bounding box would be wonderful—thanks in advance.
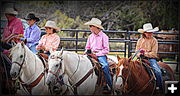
[11,42,27,50]
[122,58,142,69]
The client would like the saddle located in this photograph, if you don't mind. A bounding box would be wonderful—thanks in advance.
[38,53,49,60]
[86,53,116,88]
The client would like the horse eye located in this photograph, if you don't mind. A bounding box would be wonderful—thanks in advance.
[20,55,23,58]
[55,64,59,67]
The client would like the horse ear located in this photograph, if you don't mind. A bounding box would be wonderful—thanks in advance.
[11,41,17,47]
[49,48,54,54]
[117,55,121,61]
[60,47,64,56]
[128,57,131,62]
[21,41,25,47]
[128,56,132,60]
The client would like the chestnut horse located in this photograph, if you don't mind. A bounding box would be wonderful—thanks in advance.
[115,56,174,95]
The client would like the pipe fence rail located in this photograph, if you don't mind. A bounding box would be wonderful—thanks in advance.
[59,29,179,74]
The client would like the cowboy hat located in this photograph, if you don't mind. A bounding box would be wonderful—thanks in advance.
[138,23,159,33]
[84,18,104,30]
[4,8,18,15]
[24,13,40,22]
[44,20,60,31]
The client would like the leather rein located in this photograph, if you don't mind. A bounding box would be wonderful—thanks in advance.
[117,58,155,94]
[48,55,95,95]
[12,47,47,94]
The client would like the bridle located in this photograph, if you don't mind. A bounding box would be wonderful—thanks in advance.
[11,44,50,94]
[11,46,26,77]
[117,58,155,94]
[48,55,74,94]
[117,58,143,93]
[47,54,94,95]
[48,54,81,85]
[48,55,65,84]
[117,59,133,93]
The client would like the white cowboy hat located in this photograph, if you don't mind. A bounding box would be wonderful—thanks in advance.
[138,23,159,33]
[84,18,104,30]
[4,8,18,15]
[44,20,60,31]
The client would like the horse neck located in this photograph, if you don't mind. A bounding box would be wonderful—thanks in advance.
[21,47,44,82]
[127,60,149,89]
[64,52,94,82]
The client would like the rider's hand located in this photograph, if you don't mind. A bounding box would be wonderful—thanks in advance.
[1,39,5,43]
[40,45,46,51]
[137,53,141,58]
[88,53,98,60]
[16,36,22,40]
[36,45,41,51]
[82,52,87,55]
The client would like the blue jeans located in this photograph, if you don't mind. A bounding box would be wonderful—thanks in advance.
[97,56,112,89]
[29,44,38,54]
[149,59,163,90]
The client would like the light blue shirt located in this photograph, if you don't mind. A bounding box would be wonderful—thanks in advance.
[21,23,41,48]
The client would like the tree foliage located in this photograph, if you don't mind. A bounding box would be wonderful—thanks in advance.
[2,0,179,33]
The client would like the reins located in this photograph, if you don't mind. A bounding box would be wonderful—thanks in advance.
[118,58,156,94]
[48,54,96,95]
[69,55,80,79]
[11,47,26,77]
[12,46,47,94]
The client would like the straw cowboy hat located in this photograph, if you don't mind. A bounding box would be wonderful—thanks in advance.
[138,23,159,33]
[24,13,40,22]
[84,18,104,30]
[44,20,60,31]
[4,8,18,15]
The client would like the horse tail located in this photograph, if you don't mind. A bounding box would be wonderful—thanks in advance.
[158,62,175,81]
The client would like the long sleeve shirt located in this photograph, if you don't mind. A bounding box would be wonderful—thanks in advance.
[135,37,158,58]
[22,23,41,48]
[2,17,24,42]
[85,31,109,56]
[36,33,60,51]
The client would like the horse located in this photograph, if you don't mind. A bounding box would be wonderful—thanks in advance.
[45,49,119,95]
[0,52,17,95]
[115,55,175,95]
[9,42,50,95]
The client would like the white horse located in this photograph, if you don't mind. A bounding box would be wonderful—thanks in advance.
[46,49,120,95]
[10,42,50,95]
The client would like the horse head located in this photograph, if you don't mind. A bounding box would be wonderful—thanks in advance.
[116,56,132,93]
[46,48,65,86]
[10,42,26,79]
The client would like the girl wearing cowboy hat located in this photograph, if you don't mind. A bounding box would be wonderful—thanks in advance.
[84,18,112,93]
[136,23,163,93]
[36,20,60,56]
[20,13,41,54]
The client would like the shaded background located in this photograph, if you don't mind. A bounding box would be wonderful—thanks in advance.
[1,0,179,31]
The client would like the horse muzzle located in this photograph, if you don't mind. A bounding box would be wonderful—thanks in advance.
[46,75,57,86]
[10,70,19,79]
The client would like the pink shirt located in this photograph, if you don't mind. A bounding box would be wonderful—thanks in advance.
[37,33,60,51]
[2,17,24,42]
[85,31,109,56]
